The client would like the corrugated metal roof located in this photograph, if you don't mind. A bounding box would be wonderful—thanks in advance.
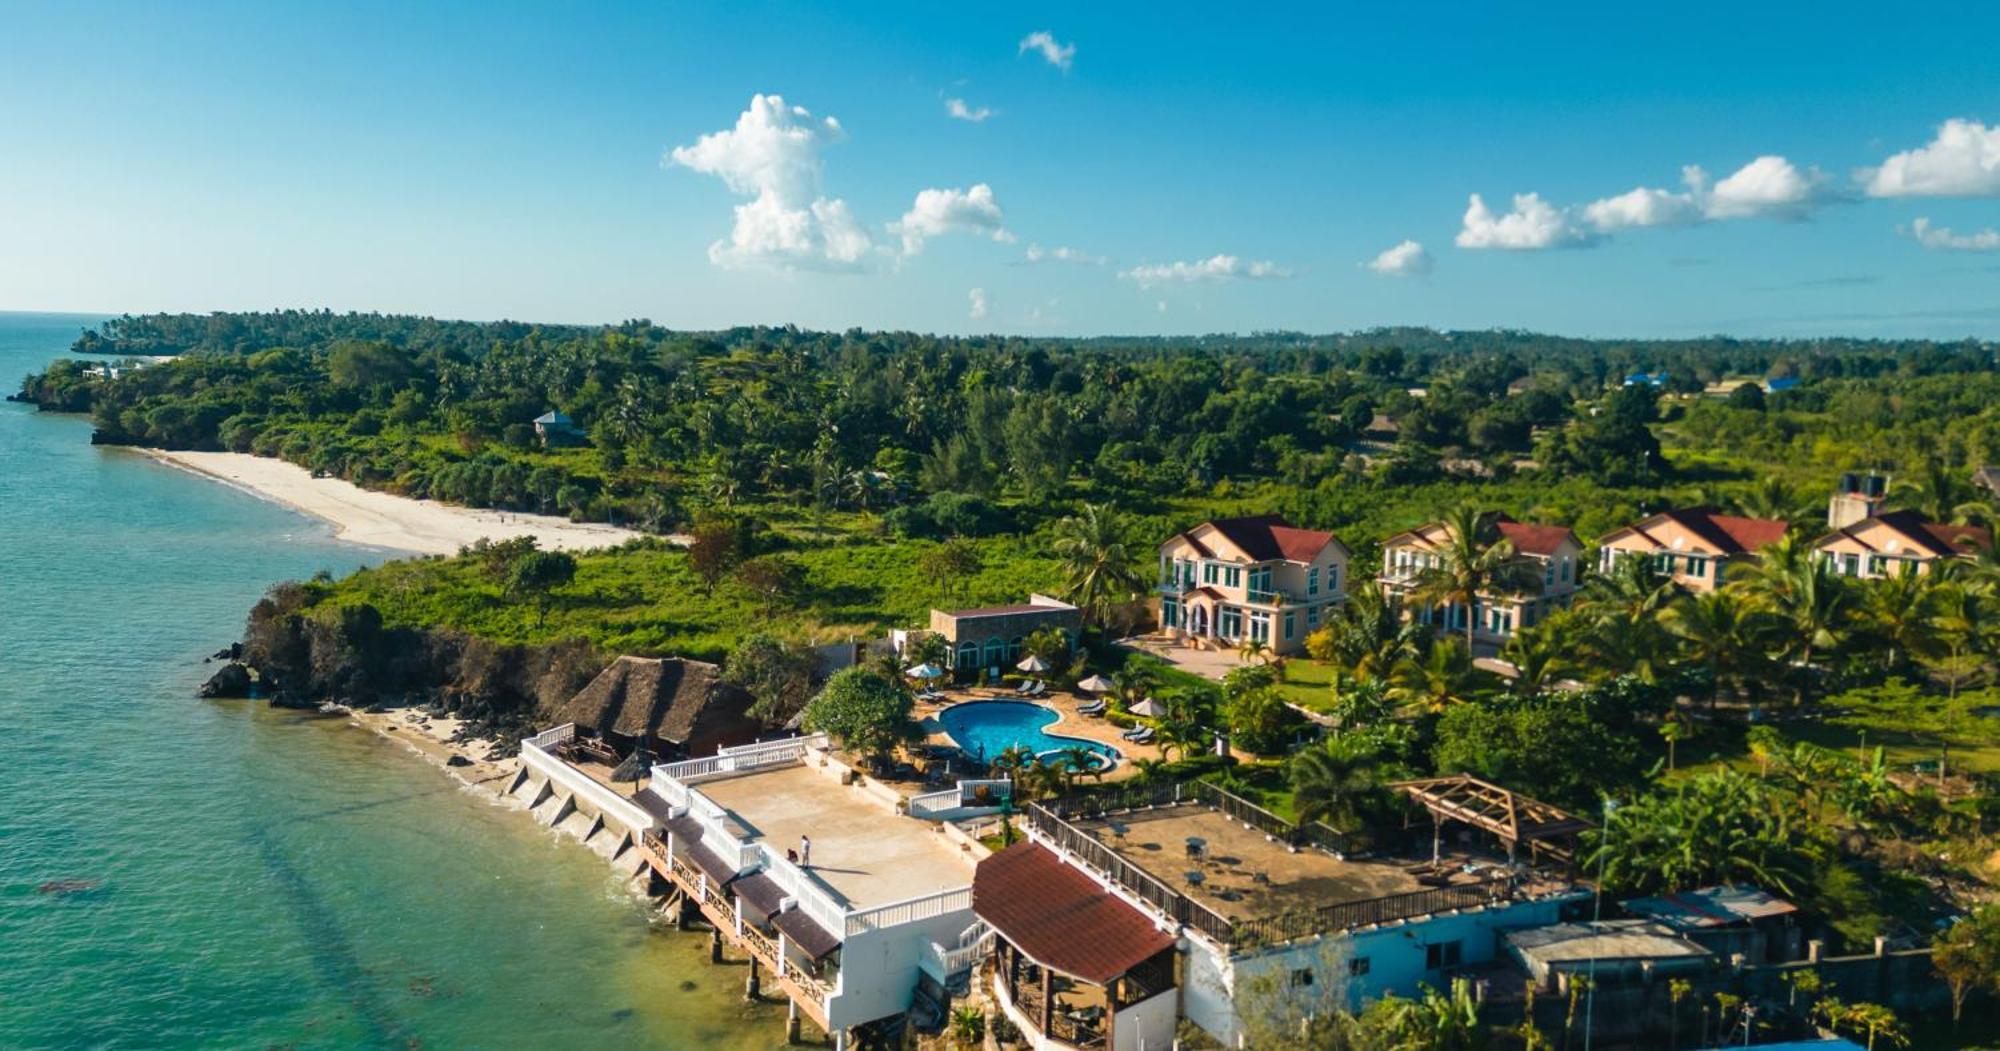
[1622,884,1797,930]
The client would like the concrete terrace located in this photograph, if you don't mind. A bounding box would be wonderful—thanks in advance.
[697,763,975,908]
[910,685,1166,772]
[1070,806,1439,923]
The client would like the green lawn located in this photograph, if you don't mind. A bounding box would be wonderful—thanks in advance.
[1273,658,1338,712]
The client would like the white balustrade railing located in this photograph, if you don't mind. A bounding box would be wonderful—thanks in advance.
[523,723,576,753]
[654,733,829,784]
[763,852,851,936]
[846,886,974,937]
[908,789,960,817]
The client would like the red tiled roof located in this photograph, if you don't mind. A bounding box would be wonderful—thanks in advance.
[1868,510,1994,558]
[1202,514,1340,563]
[1186,586,1226,601]
[973,842,1175,985]
[1495,521,1577,557]
[1622,508,1788,556]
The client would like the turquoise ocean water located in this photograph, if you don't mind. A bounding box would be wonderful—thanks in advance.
[0,313,784,1049]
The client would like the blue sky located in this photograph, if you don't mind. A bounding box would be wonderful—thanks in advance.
[3,2,1999,338]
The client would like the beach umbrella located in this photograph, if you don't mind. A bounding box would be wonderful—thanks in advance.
[1076,674,1115,694]
[610,746,652,794]
[905,662,945,680]
[1129,698,1164,718]
[1015,654,1051,673]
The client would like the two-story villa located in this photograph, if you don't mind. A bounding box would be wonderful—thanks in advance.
[1156,515,1348,656]
[1378,515,1583,642]
[1813,509,1993,579]
[1594,508,1789,592]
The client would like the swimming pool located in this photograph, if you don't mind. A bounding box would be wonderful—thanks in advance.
[936,701,1121,770]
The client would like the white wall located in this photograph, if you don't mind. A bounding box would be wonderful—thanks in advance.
[1113,988,1178,1051]
[519,741,656,840]
[824,907,977,1030]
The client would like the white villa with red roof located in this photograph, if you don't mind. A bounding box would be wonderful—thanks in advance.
[1379,514,1582,643]
[1155,515,1349,656]
[1813,509,1993,579]
[1594,508,1790,593]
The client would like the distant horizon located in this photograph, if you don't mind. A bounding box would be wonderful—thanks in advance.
[6,306,1998,347]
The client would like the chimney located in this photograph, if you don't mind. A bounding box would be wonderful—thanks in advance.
[1828,472,1888,530]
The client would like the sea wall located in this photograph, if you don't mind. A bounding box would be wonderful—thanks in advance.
[507,736,656,888]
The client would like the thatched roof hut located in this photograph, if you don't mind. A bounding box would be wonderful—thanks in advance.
[540,656,758,757]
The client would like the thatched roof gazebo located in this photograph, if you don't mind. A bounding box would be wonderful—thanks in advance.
[539,655,759,759]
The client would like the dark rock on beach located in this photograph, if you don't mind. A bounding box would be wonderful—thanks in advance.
[197,662,254,699]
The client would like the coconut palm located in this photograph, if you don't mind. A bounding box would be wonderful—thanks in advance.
[1731,476,1813,523]
[1058,745,1104,787]
[1286,738,1378,833]
[1235,636,1271,666]
[1576,551,1680,681]
[1894,459,1990,527]
[1661,589,1779,710]
[1051,503,1147,627]
[991,744,1037,787]
[1389,637,1481,714]
[1855,568,1946,673]
[1406,504,1545,650]
[1313,581,1428,682]
[1927,581,1997,701]
[1731,533,1855,706]
[1498,617,1573,697]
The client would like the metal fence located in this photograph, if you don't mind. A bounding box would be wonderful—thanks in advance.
[1027,792,1517,949]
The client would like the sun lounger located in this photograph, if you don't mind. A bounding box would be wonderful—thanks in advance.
[1129,727,1155,744]
[1024,681,1049,697]
[1076,698,1107,716]
[1014,679,1042,697]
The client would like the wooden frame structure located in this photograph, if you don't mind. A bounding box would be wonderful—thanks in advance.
[1391,774,1593,870]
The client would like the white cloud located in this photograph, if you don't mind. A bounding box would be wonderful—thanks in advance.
[1362,239,1433,276]
[1024,243,1106,265]
[1120,254,1291,287]
[1582,166,1707,231]
[1455,193,1593,250]
[1018,30,1075,71]
[890,184,1013,255]
[1904,217,2000,252]
[1865,118,2000,198]
[968,287,989,319]
[945,97,993,123]
[1704,155,1828,220]
[668,94,872,270]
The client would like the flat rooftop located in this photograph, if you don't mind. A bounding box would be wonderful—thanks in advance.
[1072,806,1448,923]
[697,764,975,909]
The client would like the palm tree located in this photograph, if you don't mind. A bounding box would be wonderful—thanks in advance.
[1051,503,1147,628]
[1927,581,1996,702]
[1731,534,1854,706]
[1406,504,1544,650]
[1894,459,1990,527]
[1855,568,1945,673]
[991,744,1037,788]
[1314,582,1427,682]
[1058,745,1103,787]
[1287,738,1378,832]
[1576,552,1680,681]
[1389,637,1481,715]
[1235,636,1271,666]
[1498,618,1571,697]
[1661,589,1777,710]
[1732,476,1812,522]
[1128,757,1167,785]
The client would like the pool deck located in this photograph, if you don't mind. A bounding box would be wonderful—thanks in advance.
[913,686,1165,777]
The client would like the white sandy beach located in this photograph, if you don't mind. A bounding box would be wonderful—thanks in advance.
[140,449,647,556]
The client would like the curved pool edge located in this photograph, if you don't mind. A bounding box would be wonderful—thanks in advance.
[935,699,1124,770]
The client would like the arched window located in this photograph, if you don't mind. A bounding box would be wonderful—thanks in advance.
[984,637,1008,669]
[1009,636,1025,660]
[956,642,980,670]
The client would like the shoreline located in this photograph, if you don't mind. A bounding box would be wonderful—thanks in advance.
[133,448,648,556]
